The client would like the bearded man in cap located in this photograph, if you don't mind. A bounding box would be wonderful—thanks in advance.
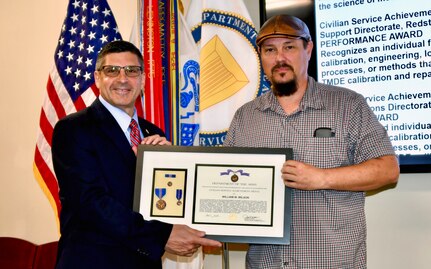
[223,15,399,268]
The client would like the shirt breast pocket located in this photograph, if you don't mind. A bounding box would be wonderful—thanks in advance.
[299,136,349,168]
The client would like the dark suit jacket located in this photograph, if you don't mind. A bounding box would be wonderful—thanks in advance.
[52,98,173,269]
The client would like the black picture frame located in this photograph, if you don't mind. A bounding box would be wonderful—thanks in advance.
[134,145,293,245]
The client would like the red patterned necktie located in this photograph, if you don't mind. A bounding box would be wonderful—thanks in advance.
[129,119,141,148]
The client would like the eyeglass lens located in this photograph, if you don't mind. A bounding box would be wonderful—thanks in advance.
[101,65,142,77]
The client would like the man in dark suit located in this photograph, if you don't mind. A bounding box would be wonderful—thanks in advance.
[52,40,221,269]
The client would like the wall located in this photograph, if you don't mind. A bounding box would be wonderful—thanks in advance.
[367,173,431,268]
[0,1,429,268]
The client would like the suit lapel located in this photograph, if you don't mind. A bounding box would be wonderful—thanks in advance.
[89,99,136,162]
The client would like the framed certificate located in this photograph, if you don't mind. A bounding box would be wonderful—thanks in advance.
[134,146,293,245]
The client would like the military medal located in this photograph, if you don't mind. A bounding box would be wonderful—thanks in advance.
[155,188,167,210]
[176,189,183,206]
[231,174,239,182]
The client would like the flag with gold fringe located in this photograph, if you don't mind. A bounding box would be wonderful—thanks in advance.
[177,1,201,146]
[180,0,270,146]
[141,0,166,132]
[138,0,179,142]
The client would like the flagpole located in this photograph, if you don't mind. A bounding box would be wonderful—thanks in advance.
[222,242,230,269]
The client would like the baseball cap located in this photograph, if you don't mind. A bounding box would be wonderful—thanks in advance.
[256,15,311,46]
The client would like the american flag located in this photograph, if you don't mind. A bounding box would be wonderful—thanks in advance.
[33,0,122,220]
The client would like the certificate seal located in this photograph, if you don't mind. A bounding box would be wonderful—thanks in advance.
[231,174,239,182]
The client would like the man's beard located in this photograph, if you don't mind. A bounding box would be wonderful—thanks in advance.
[270,63,298,97]
[272,78,298,97]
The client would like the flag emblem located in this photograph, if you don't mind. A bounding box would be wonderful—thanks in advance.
[200,35,249,111]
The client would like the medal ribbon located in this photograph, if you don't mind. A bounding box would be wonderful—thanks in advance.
[176,189,183,200]
[155,188,166,199]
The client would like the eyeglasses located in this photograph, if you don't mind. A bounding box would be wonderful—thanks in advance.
[98,65,143,77]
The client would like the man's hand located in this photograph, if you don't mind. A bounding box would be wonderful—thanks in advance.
[132,135,171,156]
[165,224,221,257]
[141,134,172,145]
[282,155,399,191]
[281,160,326,190]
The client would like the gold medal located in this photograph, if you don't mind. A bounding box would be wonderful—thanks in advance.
[156,199,167,210]
[155,188,167,210]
